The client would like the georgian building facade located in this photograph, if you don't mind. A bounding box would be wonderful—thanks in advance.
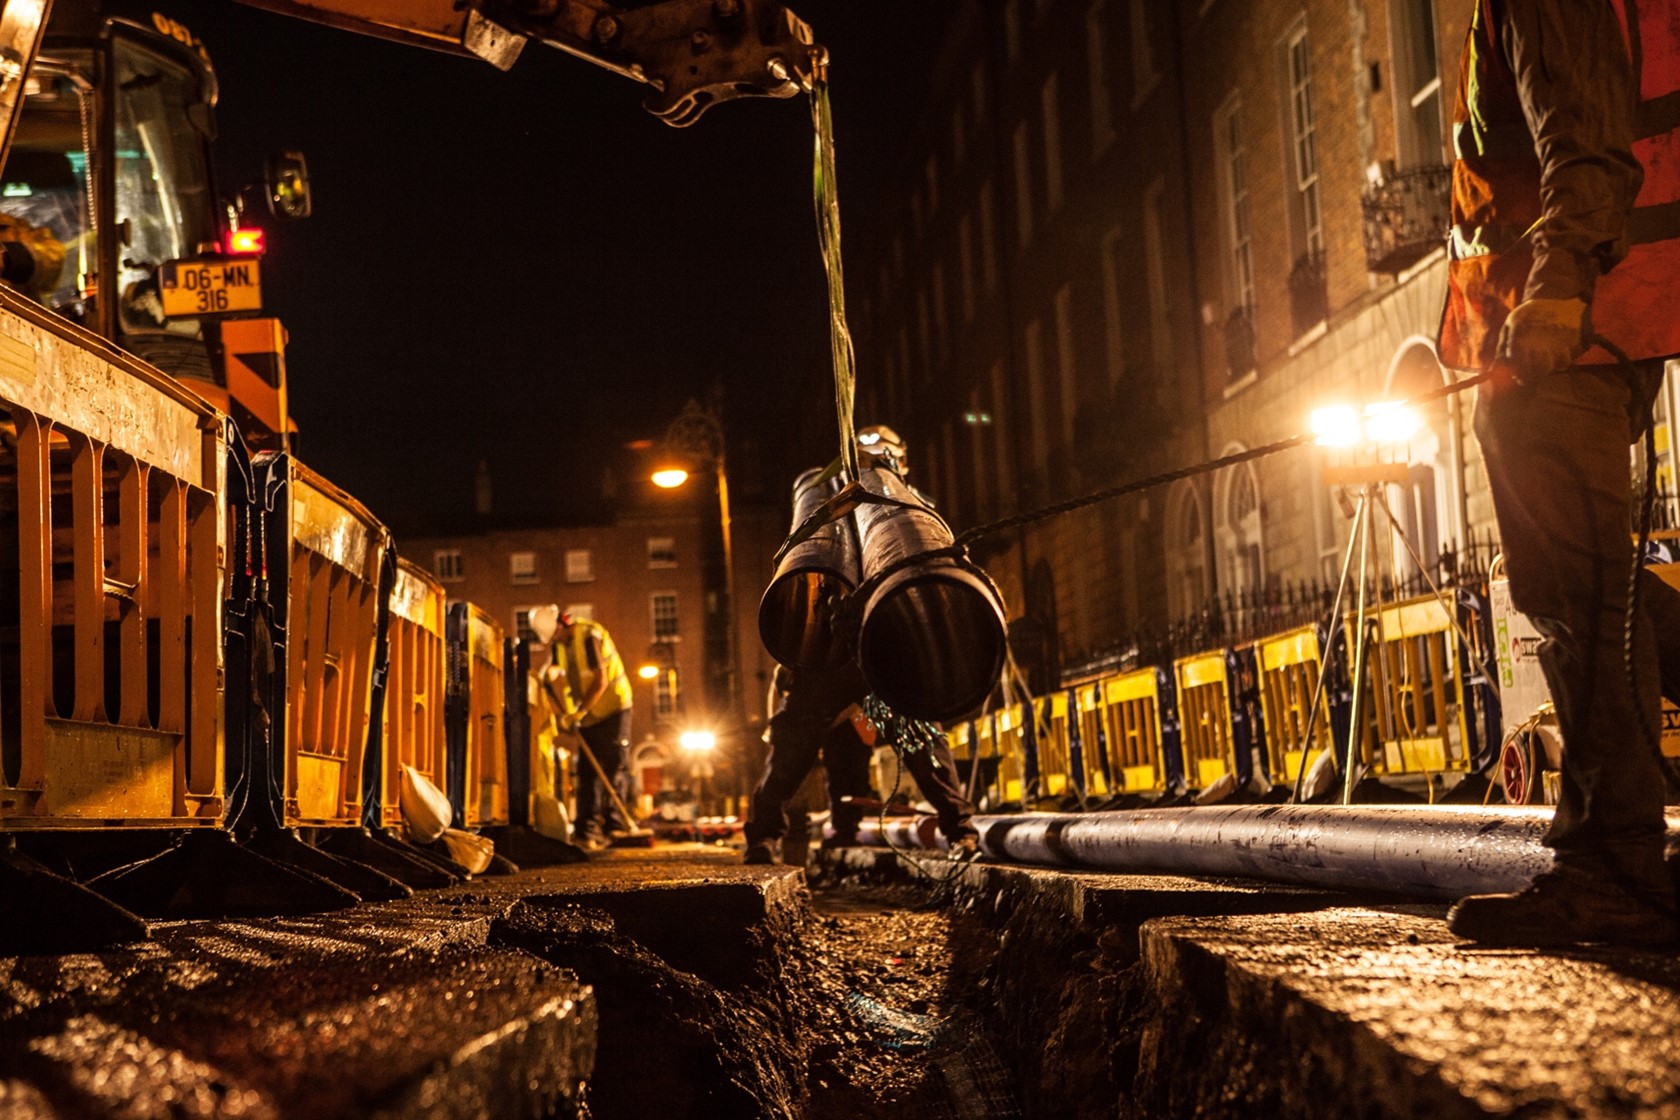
[850,0,1536,684]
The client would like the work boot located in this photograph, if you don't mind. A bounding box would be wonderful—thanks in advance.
[577,826,608,854]
[946,835,981,862]
[1447,864,1680,949]
[743,841,780,866]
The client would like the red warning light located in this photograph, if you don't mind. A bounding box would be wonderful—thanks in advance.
[225,228,266,255]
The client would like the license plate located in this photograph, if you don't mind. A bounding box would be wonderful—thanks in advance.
[159,258,263,318]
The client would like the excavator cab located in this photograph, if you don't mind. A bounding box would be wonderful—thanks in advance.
[0,6,301,449]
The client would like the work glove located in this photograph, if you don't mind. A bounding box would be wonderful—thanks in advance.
[559,711,582,734]
[1496,297,1590,384]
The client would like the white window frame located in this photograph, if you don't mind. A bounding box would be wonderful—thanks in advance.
[1143,177,1174,373]
[565,548,594,583]
[1012,121,1034,249]
[1282,20,1323,258]
[1025,317,1049,474]
[1086,0,1116,156]
[654,666,679,716]
[1054,283,1077,446]
[990,359,1015,503]
[434,549,465,584]
[1042,73,1063,213]
[651,591,680,640]
[1100,226,1126,387]
[647,536,677,569]
[958,213,977,323]
[1215,94,1255,313]
[509,550,539,585]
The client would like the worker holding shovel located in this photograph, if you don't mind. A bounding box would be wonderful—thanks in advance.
[532,606,636,851]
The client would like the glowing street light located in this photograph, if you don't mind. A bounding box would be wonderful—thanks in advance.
[637,664,660,681]
[680,729,716,754]
[651,467,690,489]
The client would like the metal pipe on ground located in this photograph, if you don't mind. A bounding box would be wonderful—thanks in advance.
[853,468,1007,722]
[841,805,1676,901]
[759,467,862,670]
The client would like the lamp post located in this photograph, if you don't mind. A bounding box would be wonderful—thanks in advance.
[651,400,745,808]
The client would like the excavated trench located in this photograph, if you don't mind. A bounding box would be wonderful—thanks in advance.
[494,851,1469,1120]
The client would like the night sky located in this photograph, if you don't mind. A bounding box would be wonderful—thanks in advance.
[157,0,953,533]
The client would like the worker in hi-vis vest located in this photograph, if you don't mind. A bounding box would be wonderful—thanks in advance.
[1440,0,1680,948]
[534,607,635,850]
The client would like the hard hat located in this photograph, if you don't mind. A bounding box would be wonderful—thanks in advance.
[530,604,563,644]
[856,424,908,471]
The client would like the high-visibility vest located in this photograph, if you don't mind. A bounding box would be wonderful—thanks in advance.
[550,619,633,725]
[1438,0,1680,371]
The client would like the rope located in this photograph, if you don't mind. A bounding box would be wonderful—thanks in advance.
[807,61,860,483]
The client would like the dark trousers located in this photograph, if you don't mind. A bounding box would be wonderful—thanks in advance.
[746,664,976,845]
[1476,364,1680,905]
[576,709,631,836]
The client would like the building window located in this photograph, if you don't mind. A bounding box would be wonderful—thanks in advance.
[1215,457,1264,598]
[1142,178,1174,375]
[1100,226,1126,387]
[980,178,1000,293]
[647,536,677,568]
[1005,0,1022,62]
[1166,482,1209,620]
[565,549,594,583]
[509,550,538,585]
[1391,0,1443,168]
[991,359,1015,504]
[651,592,679,640]
[1025,317,1049,475]
[972,60,988,124]
[958,214,977,323]
[968,390,994,518]
[1042,73,1063,214]
[931,261,949,361]
[654,667,679,716]
[917,288,933,373]
[1086,0,1115,155]
[1054,282,1077,447]
[1129,0,1158,103]
[1283,22,1323,258]
[1216,95,1254,313]
[434,549,464,583]
[564,603,594,623]
[1012,120,1034,248]
[941,420,961,519]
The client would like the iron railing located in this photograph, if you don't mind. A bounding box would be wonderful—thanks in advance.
[1362,164,1452,274]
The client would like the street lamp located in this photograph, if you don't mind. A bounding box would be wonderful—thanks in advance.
[651,400,745,809]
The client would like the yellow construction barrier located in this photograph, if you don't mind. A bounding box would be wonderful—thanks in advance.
[1099,668,1175,795]
[0,295,227,828]
[274,457,389,827]
[1072,681,1113,796]
[375,558,448,831]
[1345,592,1474,776]
[453,603,509,830]
[991,704,1026,804]
[1255,625,1335,784]
[1174,650,1237,789]
[1033,692,1073,798]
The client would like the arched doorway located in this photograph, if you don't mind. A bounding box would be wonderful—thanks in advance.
[1214,453,1264,599]
[1382,338,1464,580]
[1166,480,1210,620]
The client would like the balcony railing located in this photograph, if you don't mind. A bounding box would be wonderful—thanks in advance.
[1224,305,1256,381]
[1361,164,1452,274]
[1288,249,1327,336]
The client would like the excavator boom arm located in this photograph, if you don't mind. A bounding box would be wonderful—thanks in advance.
[232,0,817,126]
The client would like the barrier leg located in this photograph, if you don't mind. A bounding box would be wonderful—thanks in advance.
[86,830,360,920]
[246,827,412,901]
[0,838,150,954]
[317,827,463,889]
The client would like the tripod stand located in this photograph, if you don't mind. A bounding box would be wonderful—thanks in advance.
[1291,460,1476,804]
